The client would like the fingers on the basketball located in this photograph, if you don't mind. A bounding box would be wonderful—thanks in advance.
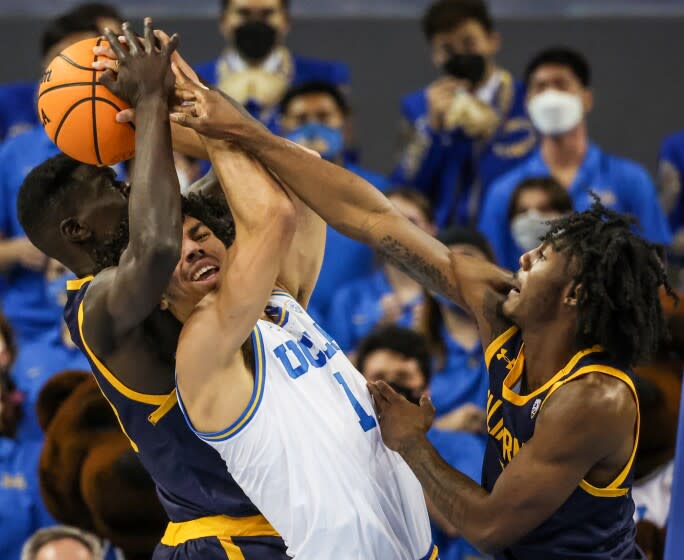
[104,28,127,60]
[92,59,118,72]
[162,33,180,58]
[115,108,135,123]
[98,69,117,92]
[143,17,154,54]
[122,23,140,56]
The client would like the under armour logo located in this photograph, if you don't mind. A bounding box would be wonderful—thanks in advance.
[530,398,542,419]
[496,348,514,370]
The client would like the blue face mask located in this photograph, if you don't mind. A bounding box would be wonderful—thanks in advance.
[285,123,344,161]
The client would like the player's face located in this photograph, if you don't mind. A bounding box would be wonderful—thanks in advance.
[362,350,426,404]
[503,242,573,327]
[280,93,345,133]
[165,217,227,313]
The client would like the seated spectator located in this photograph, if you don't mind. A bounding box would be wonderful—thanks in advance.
[0,4,122,346]
[357,326,487,560]
[327,188,435,352]
[507,176,573,255]
[0,314,55,560]
[658,131,684,288]
[480,47,672,270]
[420,226,493,421]
[279,81,390,316]
[12,260,89,442]
[195,0,349,131]
[392,0,536,228]
[21,526,103,560]
[0,3,122,147]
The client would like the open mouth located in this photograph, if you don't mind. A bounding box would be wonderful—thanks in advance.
[191,265,219,282]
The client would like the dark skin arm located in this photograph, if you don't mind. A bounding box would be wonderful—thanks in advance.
[368,375,638,554]
[169,86,515,344]
[84,20,181,341]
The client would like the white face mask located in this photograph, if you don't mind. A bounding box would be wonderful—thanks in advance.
[527,89,583,136]
[511,209,558,251]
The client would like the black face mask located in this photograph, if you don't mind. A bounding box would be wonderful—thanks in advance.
[234,21,278,61]
[388,382,422,406]
[443,53,486,84]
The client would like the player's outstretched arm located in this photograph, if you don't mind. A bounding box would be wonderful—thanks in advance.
[175,143,296,433]
[87,20,182,339]
[169,73,515,344]
[368,375,637,553]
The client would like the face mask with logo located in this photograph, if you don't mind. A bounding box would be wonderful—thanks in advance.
[443,53,486,85]
[285,123,344,161]
[527,89,583,136]
[234,20,278,61]
[510,209,558,251]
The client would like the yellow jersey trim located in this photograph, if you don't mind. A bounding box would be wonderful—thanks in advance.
[219,538,246,559]
[541,364,640,498]
[484,326,518,368]
[428,544,439,560]
[197,325,266,442]
[66,275,94,290]
[160,514,280,546]
[148,390,179,426]
[77,300,170,406]
[501,346,602,406]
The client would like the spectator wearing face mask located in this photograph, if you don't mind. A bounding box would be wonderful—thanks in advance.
[0,4,123,347]
[480,47,672,271]
[507,176,573,256]
[0,313,56,560]
[279,81,390,317]
[195,0,349,131]
[0,3,122,147]
[327,188,435,353]
[357,326,487,560]
[657,131,684,288]
[392,0,536,228]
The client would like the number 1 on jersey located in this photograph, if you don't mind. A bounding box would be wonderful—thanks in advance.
[333,372,377,432]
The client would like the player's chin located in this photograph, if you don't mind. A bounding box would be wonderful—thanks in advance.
[190,271,219,292]
[501,289,519,319]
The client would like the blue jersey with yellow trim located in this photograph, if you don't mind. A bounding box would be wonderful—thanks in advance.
[63,277,287,556]
[482,326,643,560]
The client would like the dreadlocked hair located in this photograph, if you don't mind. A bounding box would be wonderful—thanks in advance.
[181,192,235,248]
[541,196,676,368]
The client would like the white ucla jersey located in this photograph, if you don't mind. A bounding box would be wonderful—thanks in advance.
[179,290,436,560]
[632,460,673,528]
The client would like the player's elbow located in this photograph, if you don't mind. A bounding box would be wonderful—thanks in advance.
[138,235,182,275]
[470,522,512,555]
[270,196,297,246]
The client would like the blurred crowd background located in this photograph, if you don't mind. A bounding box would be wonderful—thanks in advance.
[0,1,682,560]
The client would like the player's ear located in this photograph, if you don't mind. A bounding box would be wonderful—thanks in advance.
[60,217,91,242]
[563,282,581,307]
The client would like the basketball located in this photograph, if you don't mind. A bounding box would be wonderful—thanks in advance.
[37,37,135,166]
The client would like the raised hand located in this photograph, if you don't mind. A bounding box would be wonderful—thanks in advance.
[97,18,179,108]
[169,63,258,139]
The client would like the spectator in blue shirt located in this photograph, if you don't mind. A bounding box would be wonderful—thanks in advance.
[657,131,684,288]
[392,0,536,228]
[327,188,435,353]
[420,226,494,422]
[278,81,390,316]
[0,6,122,346]
[357,326,486,560]
[0,315,55,560]
[0,4,122,147]
[480,47,672,270]
[195,0,349,132]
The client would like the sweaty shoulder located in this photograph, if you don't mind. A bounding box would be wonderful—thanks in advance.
[541,372,637,445]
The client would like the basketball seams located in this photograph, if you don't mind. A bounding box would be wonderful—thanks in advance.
[38,82,95,100]
[91,37,103,166]
[53,97,94,145]
[57,53,96,72]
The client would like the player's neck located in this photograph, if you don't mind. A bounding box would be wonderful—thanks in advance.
[520,320,577,392]
[541,123,588,174]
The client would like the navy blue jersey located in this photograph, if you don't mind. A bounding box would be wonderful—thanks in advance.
[482,326,643,560]
[65,277,288,557]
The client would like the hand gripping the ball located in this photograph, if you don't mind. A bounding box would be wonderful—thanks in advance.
[98,18,179,108]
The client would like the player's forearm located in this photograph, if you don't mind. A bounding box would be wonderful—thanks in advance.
[128,96,182,256]
[205,140,290,233]
[399,434,504,553]
[172,122,207,159]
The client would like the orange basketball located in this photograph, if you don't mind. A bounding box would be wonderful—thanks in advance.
[38,37,135,166]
